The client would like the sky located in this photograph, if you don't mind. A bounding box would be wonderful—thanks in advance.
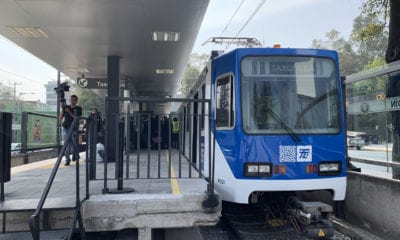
[0,0,363,103]
[193,0,362,53]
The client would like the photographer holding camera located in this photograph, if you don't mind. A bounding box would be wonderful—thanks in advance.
[59,95,82,166]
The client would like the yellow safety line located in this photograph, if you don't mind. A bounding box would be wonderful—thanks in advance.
[11,158,57,175]
[166,152,181,195]
[40,161,77,169]
[11,155,82,175]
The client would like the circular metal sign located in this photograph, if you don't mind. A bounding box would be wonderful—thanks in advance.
[77,78,88,88]
[361,102,369,113]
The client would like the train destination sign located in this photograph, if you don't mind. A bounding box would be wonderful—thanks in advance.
[241,57,333,78]
[77,77,128,89]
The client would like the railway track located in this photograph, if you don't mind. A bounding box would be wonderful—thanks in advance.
[221,201,351,240]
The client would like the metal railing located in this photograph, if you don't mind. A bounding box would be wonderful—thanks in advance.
[100,97,218,209]
[350,157,400,168]
[29,116,97,240]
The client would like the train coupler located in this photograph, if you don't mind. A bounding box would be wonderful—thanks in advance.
[288,198,335,239]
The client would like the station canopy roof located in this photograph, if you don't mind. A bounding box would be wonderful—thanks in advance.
[0,0,210,98]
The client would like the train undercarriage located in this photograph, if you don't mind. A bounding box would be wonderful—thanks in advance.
[222,192,339,240]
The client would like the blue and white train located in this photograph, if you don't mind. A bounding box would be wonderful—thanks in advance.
[180,47,346,206]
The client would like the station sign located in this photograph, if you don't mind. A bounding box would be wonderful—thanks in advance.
[389,96,400,111]
[77,77,129,89]
[347,96,400,114]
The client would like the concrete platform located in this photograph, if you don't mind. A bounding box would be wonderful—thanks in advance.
[0,149,221,239]
[0,230,69,240]
[83,149,221,239]
[82,178,221,231]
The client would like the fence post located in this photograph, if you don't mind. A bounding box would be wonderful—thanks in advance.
[202,100,220,213]
[0,112,12,202]
[89,114,97,180]
[107,120,134,194]
[21,112,29,164]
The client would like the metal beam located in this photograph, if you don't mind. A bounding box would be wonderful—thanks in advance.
[105,56,120,162]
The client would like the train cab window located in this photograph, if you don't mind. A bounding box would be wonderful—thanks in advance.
[241,56,340,134]
[216,75,234,128]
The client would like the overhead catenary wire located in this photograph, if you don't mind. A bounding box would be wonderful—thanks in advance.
[0,68,44,84]
[220,0,245,37]
[234,0,267,38]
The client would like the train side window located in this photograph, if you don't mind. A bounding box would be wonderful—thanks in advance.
[216,74,234,129]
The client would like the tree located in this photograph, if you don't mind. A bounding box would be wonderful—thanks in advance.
[0,82,14,111]
[384,0,400,62]
[360,0,399,62]
[179,53,209,95]
[311,29,362,76]
[310,7,390,76]
[351,14,388,67]
[70,84,105,116]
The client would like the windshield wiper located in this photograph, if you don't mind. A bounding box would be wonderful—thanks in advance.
[265,108,301,143]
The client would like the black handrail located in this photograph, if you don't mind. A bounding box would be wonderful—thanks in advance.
[102,97,219,210]
[29,116,92,240]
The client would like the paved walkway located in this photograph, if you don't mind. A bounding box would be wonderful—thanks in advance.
[362,143,393,152]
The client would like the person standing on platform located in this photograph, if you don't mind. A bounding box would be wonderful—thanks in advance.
[172,117,179,149]
[59,95,82,166]
[161,115,169,149]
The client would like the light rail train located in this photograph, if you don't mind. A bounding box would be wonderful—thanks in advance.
[180,47,346,205]
[178,47,347,238]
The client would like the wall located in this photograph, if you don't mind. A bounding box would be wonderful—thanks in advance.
[11,149,58,167]
[346,171,400,240]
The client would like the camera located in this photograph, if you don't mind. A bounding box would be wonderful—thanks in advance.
[54,82,70,109]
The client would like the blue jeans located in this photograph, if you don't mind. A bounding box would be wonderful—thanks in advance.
[62,127,79,161]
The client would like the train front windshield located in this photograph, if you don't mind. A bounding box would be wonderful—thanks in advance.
[241,56,340,134]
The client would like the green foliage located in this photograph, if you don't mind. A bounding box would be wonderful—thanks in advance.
[311,29,363,76]
[0,82,14,111]
[353,0,388,42]
[364,57,386,70]
[351,14,388,67]
[310,9,388,76]
[179,53,210,95]
[0,82,13,96]
[180,66,200,95]
[361,0,389,21]
[71,86,105,116]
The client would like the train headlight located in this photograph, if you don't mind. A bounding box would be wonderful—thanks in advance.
[244,163,271,177]
[259,164,271,176]
[318,162,341,175]
[245,164,259,176]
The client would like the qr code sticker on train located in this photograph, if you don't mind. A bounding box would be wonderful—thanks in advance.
[279,146,296,162]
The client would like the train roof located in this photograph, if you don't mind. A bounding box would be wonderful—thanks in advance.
[213,47,339,60]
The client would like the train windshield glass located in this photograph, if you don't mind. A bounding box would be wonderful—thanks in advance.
[241,56,340,134]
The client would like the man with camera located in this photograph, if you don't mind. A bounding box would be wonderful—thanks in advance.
[59,95,82,166]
